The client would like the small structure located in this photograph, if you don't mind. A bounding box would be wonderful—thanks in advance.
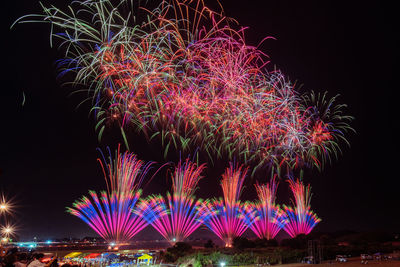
[84,253,101,259]
[64,252,82,259]
[137,254,153,265]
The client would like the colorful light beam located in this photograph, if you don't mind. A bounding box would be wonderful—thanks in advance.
[67,149,154,243]
[249,178,286,240]
[198,164,256,247]
[139,158,206,244]
[282,178,321,238]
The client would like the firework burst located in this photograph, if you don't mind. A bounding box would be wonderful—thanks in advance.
[67,149,154,243]
[282,178,321,238]
[198,164,256,247]
[139,158,206,244]
[249,177,286,240]
[13,0,353,173]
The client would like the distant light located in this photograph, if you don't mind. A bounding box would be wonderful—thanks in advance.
[0,195,13,214]
[220,262,226,267]
[110,242,116,246]
[1,226,14,236]
[46,240,52,244]
[172,238,176,242]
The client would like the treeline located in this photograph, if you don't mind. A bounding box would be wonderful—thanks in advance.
[160,231,400,265]
[161,242,304,266]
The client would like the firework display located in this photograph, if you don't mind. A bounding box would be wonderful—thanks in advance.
[249,178,287,240]
[282,179,321,238]
[198,164,256,247]
[13,0,353,173]
[139,159,206,244]
[67,150,155,243]
[11,0,361,245]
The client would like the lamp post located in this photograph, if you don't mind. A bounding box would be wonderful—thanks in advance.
[0,197,16,241]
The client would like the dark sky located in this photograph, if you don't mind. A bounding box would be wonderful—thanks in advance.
[1,0,398,241]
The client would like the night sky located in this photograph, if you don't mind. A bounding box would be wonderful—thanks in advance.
[1,0,398,241]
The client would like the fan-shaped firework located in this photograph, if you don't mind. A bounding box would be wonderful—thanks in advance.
[139,158,206,244]
[13,0,353,173]
[67,149,154,243]
[249,178,286,240]
[198,164,256,247]
[282,179,321,238]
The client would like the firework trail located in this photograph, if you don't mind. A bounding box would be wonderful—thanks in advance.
[139,158,206,244]
[67,149,155,243]
[249,177,286,240]
[282,178,321,238]
[198,164,256,247]
[13,0,353,173]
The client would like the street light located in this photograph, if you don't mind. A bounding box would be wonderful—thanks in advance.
[1,225,14,236]
[0,203,8,212]
[0,195,16,241]
[220,261,226,267]
[0,195,13,215]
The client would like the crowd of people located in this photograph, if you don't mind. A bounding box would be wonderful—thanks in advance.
[0,247,78,267]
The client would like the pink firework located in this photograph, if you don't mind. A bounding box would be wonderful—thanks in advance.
[140,158,206,244]
[67,149,154,243]
[249,178,287,240]
[282,179,321,238]
[15,0,354,174]
[198,164,256,247]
